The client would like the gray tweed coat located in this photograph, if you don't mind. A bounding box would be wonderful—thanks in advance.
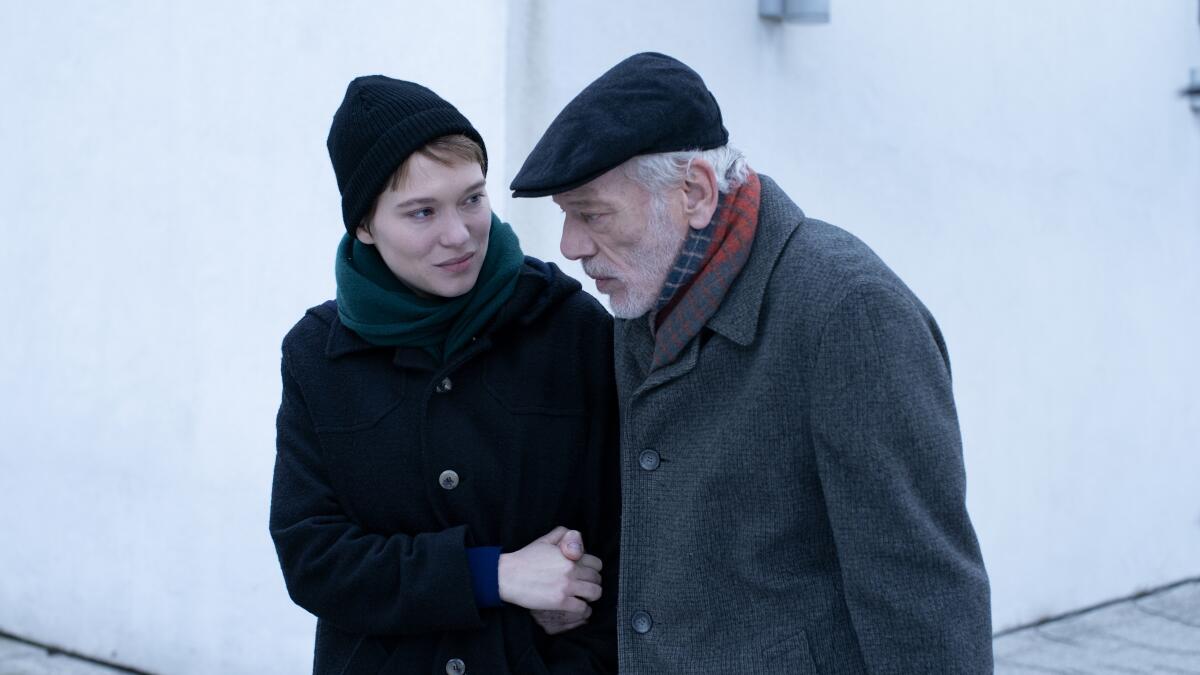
[613,175,992,673]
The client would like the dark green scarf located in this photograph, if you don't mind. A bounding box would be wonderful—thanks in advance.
[335,214,524,363]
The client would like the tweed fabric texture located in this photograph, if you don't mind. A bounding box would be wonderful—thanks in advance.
[327,75,486,234]
[651,171,761,369]
[510,52,728,198]
[613,175,992,673]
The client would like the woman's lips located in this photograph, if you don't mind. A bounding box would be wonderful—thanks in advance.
[436,252,474,273]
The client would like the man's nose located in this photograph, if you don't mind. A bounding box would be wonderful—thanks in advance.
[560,219,595,261]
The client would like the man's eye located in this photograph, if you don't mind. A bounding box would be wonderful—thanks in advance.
[407,207,434,219]
[464,193,485,206]
[558,207,604,225]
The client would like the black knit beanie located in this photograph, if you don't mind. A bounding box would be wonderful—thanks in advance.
[327,76,487,235]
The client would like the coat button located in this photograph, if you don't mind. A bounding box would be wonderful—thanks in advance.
[445,658,466,675]
[438,470,460,490]
[638,449,660,471]
[631,610,653,634]
[435,377,453,394]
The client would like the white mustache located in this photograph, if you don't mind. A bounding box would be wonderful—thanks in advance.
[582,259,618,279]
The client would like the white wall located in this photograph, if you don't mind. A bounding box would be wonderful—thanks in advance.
[504,0,1200,631]
[0,2,508,673]
[1,2,1197,673]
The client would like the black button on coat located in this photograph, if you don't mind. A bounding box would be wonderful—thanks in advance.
[270,258,619,674]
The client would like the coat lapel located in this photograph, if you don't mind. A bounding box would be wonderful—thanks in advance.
[624,325,702,397]
[705,175,805,348]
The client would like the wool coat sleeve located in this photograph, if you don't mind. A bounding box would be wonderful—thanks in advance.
[809,279,992,673]
[270,352,483,636]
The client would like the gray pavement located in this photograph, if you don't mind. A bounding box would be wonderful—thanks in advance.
[995,578,1200,674]
[3,578,1199,673]
[0,637,130,675]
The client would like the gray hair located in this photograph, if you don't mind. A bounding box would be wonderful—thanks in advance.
[622,145,749,199]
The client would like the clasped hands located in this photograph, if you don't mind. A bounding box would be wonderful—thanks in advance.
[497,526,601,634]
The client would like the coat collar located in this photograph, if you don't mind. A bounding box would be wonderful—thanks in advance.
[323,305,375,359]
[704,174,805,346]
[322,303,476,373]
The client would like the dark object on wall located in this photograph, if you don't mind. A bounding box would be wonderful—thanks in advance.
[759,0,829,23]
[1182,69,1200,113]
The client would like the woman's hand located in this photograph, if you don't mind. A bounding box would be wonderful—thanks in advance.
[498,527,603,616]
[529,528,604,634]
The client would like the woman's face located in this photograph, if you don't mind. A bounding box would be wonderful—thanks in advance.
[357,154,491,298]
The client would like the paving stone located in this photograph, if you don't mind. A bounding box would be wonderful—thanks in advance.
[4,579,1198,673]
[995,579,1200,674]
[0,638,130,675]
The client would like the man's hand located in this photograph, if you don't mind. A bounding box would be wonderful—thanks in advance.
[532,606,594,634]
[498,527,603,615]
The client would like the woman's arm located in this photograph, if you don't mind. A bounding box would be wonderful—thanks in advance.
[271,353,594,636]
[270,355,483,635]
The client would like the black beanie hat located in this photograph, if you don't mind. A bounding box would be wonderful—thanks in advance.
[327,76,487,234]
[510,52,728,198]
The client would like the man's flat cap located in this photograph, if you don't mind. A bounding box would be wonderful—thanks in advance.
[510,52,728,198]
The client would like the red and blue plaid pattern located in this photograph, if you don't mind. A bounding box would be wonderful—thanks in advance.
[651,170,761,369]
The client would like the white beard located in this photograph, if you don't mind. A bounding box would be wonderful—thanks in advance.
[587,204,687,319]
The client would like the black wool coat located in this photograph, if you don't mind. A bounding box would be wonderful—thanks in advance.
[271,258,619,675]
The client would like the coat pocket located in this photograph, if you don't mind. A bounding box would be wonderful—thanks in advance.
[513,645,551,675]
[482,353,587,416]
[312,408,425,532]
[752,630,819,674]
[340,635,392,675]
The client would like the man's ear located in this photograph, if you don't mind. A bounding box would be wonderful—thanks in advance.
[355,223,375,245]
[682,159,720,230]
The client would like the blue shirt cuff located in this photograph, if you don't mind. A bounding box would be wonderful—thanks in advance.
[466,546,503,609]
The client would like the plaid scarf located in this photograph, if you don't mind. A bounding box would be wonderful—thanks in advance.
[651,170,761,369]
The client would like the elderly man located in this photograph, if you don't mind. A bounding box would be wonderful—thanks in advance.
[512,52,992,673]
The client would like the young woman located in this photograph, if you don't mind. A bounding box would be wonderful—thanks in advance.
[270,76,618,674]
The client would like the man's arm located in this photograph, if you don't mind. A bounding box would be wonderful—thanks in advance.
[533,317,622,673]
[810,279,992,673]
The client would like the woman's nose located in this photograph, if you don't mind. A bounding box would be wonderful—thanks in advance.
[440,215,471,248]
